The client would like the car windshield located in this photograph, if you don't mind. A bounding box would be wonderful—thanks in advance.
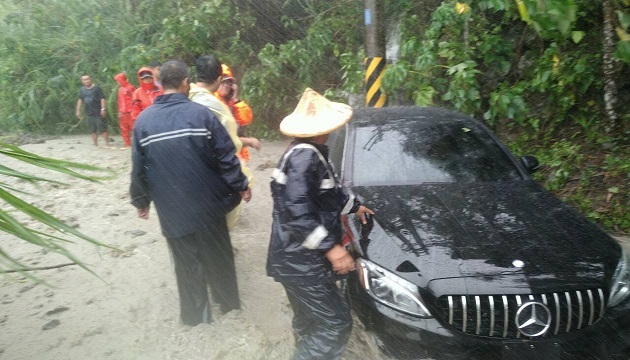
[351,117,523,185]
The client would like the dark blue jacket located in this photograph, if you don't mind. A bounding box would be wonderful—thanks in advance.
[267,140,360,284]
[130,93,248,238]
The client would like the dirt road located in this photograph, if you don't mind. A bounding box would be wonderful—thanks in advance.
[0,136,385,360]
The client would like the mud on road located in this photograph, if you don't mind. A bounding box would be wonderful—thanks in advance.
[0,136,394,360]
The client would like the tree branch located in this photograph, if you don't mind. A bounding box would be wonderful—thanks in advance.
[507,25,528,83]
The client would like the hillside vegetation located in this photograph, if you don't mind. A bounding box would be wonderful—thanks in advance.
[0,0,628,233]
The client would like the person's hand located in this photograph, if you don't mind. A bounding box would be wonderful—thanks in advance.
[355,205,375,224]
[231,84,239,100]
[325,245,355,274]
[137,207,149,219]
[75,111,81,119]
[240,188,252,203]
[248,137,261,151]
[100,108,106,118]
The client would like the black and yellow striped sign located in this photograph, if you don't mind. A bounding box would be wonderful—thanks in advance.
[364,57,387,107]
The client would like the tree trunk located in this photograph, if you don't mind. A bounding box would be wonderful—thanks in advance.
[602,0,619,134]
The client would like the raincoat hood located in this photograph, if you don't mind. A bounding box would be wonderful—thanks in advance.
[137,66,155,91]
[136,67,154,79]
[114,72,129,87]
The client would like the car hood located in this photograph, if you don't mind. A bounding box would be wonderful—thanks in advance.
[352,181,621,295]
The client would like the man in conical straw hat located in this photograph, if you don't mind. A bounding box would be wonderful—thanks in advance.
[267,88,374,360]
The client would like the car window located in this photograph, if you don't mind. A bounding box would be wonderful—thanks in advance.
[351,118,523,185]
[326,125,346,173]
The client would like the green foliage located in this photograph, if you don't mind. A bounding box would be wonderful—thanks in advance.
[339,49,366,95]
[1,0,133,132]
[0,0,628,233]
[442,60,481,113]
[533,140,584,191]
[510,136,629,233]
[382,2,494,113]
[0,0,255,134]
[383,0,628,232]
[516,0,578,38]
[484,82,528,126]
[616,41,630,63]
[240,0,363,130]
[615,8,630,62]
[603,154,630,177]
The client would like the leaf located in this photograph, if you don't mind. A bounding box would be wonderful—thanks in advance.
[455,2,471,15]
[0,139,115,278]
[0,164,64,185]
[414,85,436,106]
[0,187,108,248]
[616,27,630,42]
[571,31,585,44]
[515,0,530,24]
[614,41,630,64]
[617,10,630,30]
[608,187,619,194]
[0,143,112,182]
[447,62,468,75]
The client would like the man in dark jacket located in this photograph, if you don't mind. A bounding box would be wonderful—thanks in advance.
[267,88,374,360]
[130,60,251,326]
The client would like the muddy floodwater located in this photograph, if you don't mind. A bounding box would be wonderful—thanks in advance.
[0,136,396,360]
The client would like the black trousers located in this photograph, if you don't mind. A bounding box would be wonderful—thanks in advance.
[283,281,353,360]
[166,219,240,326]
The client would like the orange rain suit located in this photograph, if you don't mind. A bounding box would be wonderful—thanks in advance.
[131,67,163,122]
[213,64,254,161]
[113,73,136,147]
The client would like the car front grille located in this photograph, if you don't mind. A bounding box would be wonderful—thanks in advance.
[437,289,606,339]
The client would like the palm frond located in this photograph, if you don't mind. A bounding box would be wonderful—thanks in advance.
[0,141,117,280]
[0,142,113,181]
[0,246,43,283]
[0,187,109,247]
[0,163,65,184]
[0,181,36,196]
[0,201,105,275]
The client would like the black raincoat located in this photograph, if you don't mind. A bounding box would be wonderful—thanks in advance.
[267,139,361,359]
[267,140,361,283]
[130,93,248,238]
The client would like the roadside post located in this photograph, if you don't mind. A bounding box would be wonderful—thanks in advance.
[364,0,387,107]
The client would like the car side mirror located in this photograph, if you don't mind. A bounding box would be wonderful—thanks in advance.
[520,155,540,174]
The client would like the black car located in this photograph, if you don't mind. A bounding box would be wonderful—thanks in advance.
[328,106,630,359]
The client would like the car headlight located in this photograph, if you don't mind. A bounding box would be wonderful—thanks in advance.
[609,251,630,307]
[356,258,432,317]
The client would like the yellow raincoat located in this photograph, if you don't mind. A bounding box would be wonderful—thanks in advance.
[189,83,254,228]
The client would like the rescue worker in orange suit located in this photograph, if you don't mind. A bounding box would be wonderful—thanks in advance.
[131,67,163,122]
[213,64,260,161]
[113,73,136,148]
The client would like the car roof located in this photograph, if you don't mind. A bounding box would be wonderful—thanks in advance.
[350,106,479,128]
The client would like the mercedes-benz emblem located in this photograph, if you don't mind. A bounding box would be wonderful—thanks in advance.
[515,301,552,337]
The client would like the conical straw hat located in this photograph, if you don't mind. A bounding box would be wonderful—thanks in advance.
[280,88,353,137]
